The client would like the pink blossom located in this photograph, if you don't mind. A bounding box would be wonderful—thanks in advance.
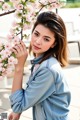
[1,53,7,60]
[8,56,18,65]
[0,50,6,59]
[5,43,12,50]
[26,15,32,23]
[13,36,21,45]
[5,49,11,57]
[27,5,33,12]
[8,56,15,65]
[15,4,23,10]
[7,34,13,41]
[2,3,10,11]
[0,49,10,60]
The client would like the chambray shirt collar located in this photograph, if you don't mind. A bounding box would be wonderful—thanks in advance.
[31,54,44,65]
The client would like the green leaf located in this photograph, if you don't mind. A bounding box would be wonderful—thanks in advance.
[11,52,16,58]
[2,58,8,67]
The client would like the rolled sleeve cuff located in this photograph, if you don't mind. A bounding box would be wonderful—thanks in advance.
[9,89,24,113]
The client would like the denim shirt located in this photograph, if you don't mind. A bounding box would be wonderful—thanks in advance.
[9,56,71,120]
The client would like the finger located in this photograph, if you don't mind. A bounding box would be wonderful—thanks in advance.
[13,44,22,53]
[16,43,27,53]
[20,41,28,56]
[8,114,13,120]
[11,48,18,56]
[20,41,27,51]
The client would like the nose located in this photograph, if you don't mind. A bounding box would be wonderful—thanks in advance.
[35,37,42,45]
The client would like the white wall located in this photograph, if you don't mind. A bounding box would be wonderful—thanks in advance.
[0,12,14,37]
[58,8,80,34]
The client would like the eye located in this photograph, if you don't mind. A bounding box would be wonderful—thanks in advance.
[44,38,50,42]
[34,32,39,37]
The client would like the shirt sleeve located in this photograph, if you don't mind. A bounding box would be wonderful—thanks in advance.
[9,67,56,113]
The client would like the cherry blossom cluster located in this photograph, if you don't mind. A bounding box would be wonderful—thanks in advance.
[0,38,20,80]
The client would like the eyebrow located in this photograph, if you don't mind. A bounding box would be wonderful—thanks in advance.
[34,30,51,39]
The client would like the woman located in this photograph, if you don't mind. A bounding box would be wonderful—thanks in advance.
[8,11,71,120]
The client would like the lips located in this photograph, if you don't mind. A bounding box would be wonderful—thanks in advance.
[33,45,41,50]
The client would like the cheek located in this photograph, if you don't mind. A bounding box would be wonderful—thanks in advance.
[31,35,35,43]
[31,36,34,44]
[42,44,51,51]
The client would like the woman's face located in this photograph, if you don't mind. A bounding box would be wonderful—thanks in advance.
[31,24,55,57]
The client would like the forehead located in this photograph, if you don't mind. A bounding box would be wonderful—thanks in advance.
[34,24,55,37]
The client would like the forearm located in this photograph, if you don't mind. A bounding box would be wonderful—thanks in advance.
[12,65,24,93]
[11,40,28,93]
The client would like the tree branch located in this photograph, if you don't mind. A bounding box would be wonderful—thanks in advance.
[0,9,15,17]
[37,1,58,14]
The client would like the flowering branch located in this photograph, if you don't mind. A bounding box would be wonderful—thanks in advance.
[0,0,66,79]
[38,1,59,14]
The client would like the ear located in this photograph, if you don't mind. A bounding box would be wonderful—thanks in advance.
[51,42,56,48]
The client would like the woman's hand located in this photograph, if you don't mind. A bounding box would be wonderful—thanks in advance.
[12,40,28,69]
[8,112,21,120]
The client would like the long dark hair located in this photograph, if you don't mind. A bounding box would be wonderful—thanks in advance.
[29,11,68,67]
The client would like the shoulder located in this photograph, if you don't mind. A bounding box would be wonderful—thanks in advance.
[38,57,63,79]
[33,57,63,84]
[40,57,61,70]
